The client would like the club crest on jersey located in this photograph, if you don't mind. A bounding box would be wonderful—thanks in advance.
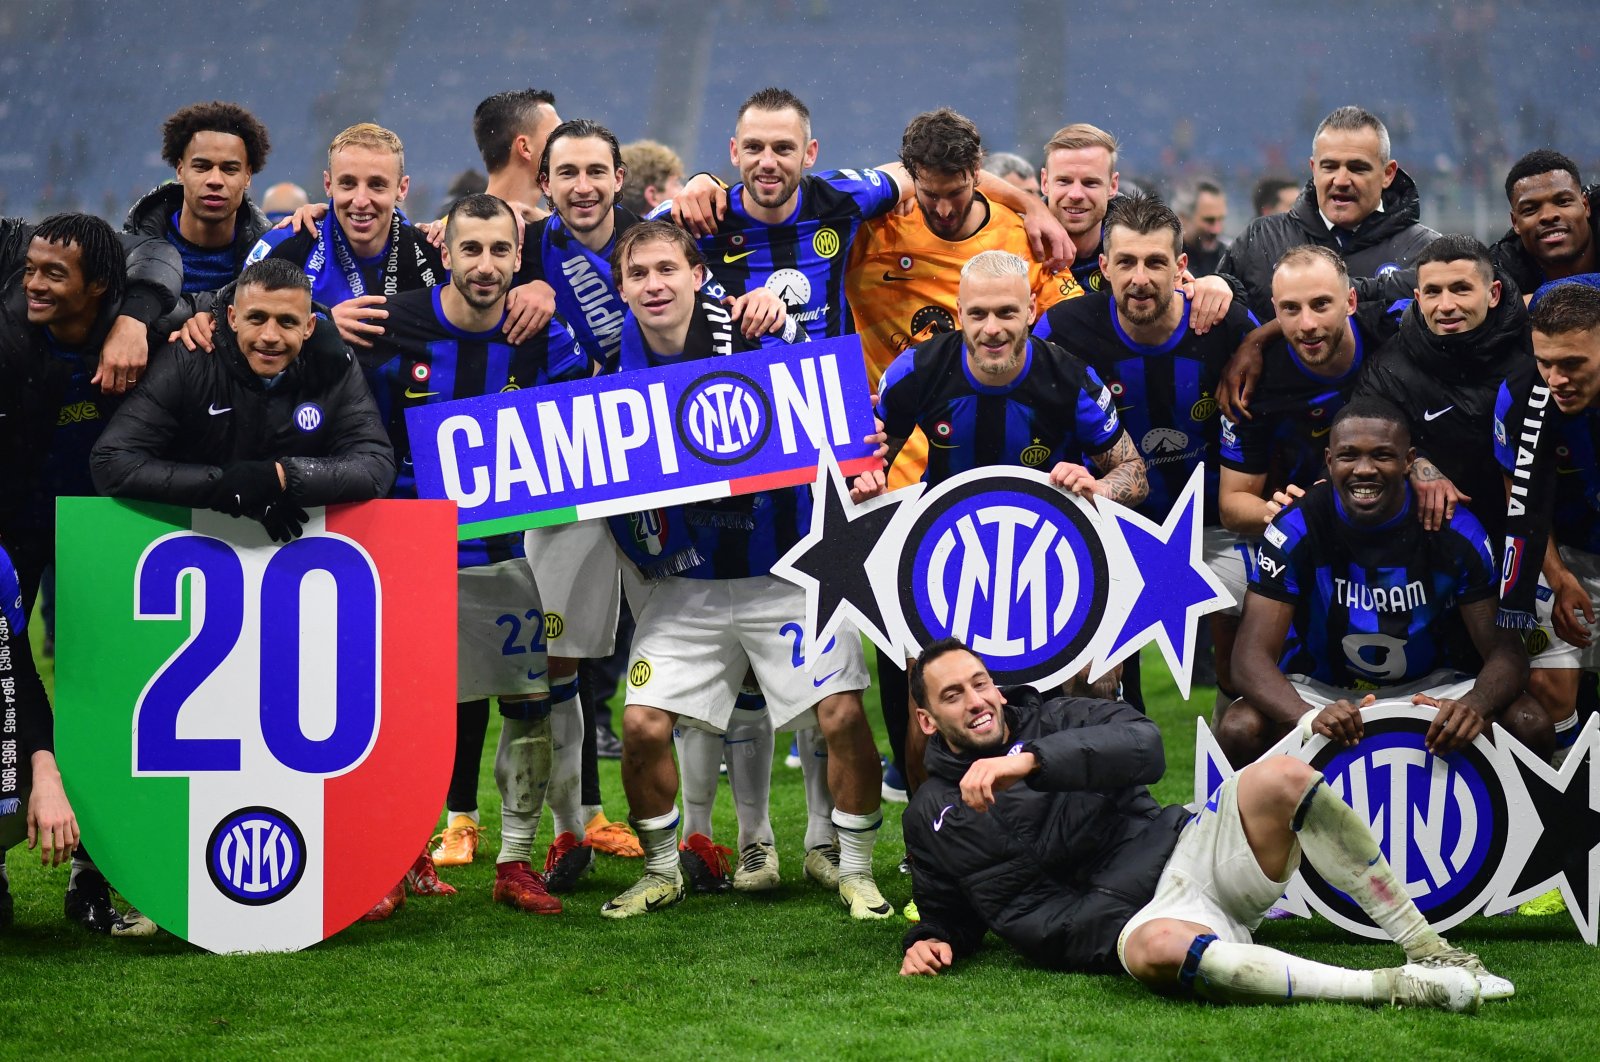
[1019,441,1050,467]
[207,806,306,906]
[1190,395,1218,421]
[676,371,772,465]
[629,659,652,687]
[813,228,840,259]
[293,403,323,433]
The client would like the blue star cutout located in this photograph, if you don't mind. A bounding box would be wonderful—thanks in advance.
[1095,467,1232,698]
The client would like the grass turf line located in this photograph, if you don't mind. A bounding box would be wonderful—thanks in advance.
[3,621,1590,1060]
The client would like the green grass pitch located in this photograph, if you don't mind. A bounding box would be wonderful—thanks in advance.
[4,626,1593,1060]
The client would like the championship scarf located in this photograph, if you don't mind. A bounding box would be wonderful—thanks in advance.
[541,211,629,371]
[1498,378,1556,630]
[304,205,439,307]
[608,296,754,578]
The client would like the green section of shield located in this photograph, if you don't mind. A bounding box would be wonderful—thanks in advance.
[55,498,192,940]
[457,504,578,540]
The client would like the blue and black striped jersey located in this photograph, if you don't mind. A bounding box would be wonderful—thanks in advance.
[651,169,899,338]
[1249,482,1498,687]
[1494,357,1600,555]
[361,285,586,568]
[878,332,1123,486]
[1035,291,1256,521]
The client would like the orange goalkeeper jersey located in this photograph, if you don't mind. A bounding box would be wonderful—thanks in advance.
[846,195,1082,486]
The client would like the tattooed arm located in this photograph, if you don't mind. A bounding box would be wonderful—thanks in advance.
[1409,455,1470,532]
[1052,431,1148,506]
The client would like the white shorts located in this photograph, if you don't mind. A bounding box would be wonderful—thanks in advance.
[457,559,550,701]
[1118,774,1292,971]
[1528,546,1600,670]
[1286,669,1473,710]
[524,521,623,659]
[1201,525,1254,618]
[625,574,869,732]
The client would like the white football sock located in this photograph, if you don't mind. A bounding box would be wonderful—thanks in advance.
[547,681,585,839]
[1192,939,1383,1004]
[797,728,837,850]
[723,706,775,850]
[493,714,551,865]
[1293,774,1444,961]
[675,725,722,841]
[832,808,881,878]
[632,808,681,877]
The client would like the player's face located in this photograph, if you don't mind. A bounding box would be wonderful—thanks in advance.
[1186,190,1226,250]
[1415,259,1500,336]
[228,284,314,377]
[730,106,817,211]
[914,649,1009,755]
[958,271,1035,379]
[176,130,252,226]
[1534,326,1600,413]
[1102,226,1183,326]
[444,213,520,311]
[618,238,705,335]
[542,135,623,236]
[1326,417,1412,525]
[22,237,104,328]
[1042,147,1117,239]
[915,167,979,240]
[1310,127,1397,229]
[1510,170,1592,269]
[1272,261,1356,368]
[324,145,409,252]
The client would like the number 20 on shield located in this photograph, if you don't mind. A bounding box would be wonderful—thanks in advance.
[131,532,381,777]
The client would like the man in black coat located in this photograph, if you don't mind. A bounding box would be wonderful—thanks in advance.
[1492,150,1597,298]
[91,257,394,540]
[899,638,1509,1011]
[1218,106,1438,322]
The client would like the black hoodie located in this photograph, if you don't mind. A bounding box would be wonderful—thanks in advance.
[901,687,1189,973]
[1218,169,1440,321]
[1489,184,1600,298]
[123,182,272,332]
[1352,268,1531,543]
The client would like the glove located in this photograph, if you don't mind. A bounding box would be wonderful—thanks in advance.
[259,502,309,543]
[210,461,281,517]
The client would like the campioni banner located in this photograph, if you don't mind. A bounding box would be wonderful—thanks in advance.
[54,499,457,954]
[405,335,881,540]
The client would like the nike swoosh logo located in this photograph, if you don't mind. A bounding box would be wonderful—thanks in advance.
[645,893,674,911]
[405,387,439,399]
[881,272,913,282]
[724,250,755,263]
[527,669,546,681]
[208,403,232,416]
[1423,406,1455,421]
[812,668,845,688]
[933,804,956,831]
[1311,427,1331,438]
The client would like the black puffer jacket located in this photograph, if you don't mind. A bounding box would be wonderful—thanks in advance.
[1218,170,1440,320]
[902,688,1189,973]
[1352,268,1531,543]
[1489,184,1600,297]
[90,297,394,508]
[123,182,271,332]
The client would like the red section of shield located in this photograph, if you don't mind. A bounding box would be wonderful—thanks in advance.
[321,500,457,935]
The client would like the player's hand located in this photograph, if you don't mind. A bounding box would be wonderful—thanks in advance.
[1409,460,1469,531]
[1267,482,1307,516]
[727,287,787,338]
[851,467,887,504]
[332,294,389,348]
[1416,693,1488,755]
[91,315,150,394]
[865,396,889,460]
[1550,568,1596,649]
[671,173,728,236]
[259,501,310,543]
[211,460,282,517]
[1021,203,1072,273]
[959,751,1036,812]
[275,201,328,236]
[504,280,556,343]
[171,311,217,353]
[26,758,79,867]
[901,939,955,976]
[417,218,446,250]
[1311,695,1372,747]
[1049,461,1100,498]
[1218,325,1270,422]
[1175,274,1233,335]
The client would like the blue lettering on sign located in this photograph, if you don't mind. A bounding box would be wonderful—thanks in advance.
[133,533,381,776]
[207,805,306,905]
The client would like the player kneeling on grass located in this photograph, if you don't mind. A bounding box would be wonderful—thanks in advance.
[898,638,1511,1010]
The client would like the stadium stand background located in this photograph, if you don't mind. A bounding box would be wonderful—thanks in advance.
[1,0,1593,240]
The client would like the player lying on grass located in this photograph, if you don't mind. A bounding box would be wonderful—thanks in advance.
[898,637,1512,1011]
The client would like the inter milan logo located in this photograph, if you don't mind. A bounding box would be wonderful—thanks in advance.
[813,228,840,258]
[207,806,306,906]
[676,371,771,465]
[293,403,323,433]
